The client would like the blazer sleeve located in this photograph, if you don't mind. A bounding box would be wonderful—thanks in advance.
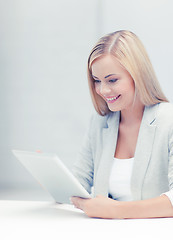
[72,115,94,194]
[162,127,173,206]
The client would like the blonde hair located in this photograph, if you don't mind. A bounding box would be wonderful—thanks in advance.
[87,30,168,116]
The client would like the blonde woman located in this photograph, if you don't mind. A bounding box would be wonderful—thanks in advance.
[71,30,173,219]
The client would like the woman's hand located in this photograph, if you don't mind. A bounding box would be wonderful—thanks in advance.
[71,195,121,219]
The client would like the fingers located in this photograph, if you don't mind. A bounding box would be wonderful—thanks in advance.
[71,197,86,210]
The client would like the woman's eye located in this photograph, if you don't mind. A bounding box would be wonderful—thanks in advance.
[109,79,118,83]
[93,80,101,84]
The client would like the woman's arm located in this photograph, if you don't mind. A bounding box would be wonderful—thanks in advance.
[71,194,173,219]
[118,194,173,219]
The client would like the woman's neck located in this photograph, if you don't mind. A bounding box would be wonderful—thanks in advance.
[120,102,145,125]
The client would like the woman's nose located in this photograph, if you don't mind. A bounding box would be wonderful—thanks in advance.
[100,83,111,95]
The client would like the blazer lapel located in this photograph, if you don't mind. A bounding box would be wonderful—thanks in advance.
[131,104,159,200]
[94,111,120,197]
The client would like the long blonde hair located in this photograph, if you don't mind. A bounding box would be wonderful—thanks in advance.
[87,30,168,116]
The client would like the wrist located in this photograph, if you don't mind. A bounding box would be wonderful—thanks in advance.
[112,200,141,219]
[111,200,127,219]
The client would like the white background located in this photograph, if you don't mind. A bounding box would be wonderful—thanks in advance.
[0,0,173,199]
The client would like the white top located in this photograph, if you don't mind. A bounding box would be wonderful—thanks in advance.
[108,157,134,201]
[109,157,173,205]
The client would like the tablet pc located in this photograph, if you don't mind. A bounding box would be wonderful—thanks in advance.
[12,150,91,204]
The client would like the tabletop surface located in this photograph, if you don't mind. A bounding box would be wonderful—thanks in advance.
[0,199,173,240]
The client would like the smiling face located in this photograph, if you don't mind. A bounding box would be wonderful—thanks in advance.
[91,54,138,112]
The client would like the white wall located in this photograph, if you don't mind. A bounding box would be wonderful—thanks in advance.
[0,0,173,199]
[0,0,98,193]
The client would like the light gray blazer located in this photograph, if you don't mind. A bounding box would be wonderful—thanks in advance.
[73,102,173,200]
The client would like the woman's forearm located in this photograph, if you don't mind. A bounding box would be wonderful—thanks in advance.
[117,194,173,219]
[71,195,173,219]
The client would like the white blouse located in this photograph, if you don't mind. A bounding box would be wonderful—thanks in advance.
[108,157,134,201]
[109,157,173,205]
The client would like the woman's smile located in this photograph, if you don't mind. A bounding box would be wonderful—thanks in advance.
[104,94,121,103]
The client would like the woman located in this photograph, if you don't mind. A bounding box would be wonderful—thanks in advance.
[71,30,173,219]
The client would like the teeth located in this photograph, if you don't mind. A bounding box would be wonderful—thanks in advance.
[106,95,119,101]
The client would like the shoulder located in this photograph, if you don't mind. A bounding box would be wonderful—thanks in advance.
[155,102,173,129]
[144,102,173,130]
[158,102,173,112]
[157,102,173,119]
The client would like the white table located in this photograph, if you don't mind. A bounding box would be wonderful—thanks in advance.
[0,200,173,240]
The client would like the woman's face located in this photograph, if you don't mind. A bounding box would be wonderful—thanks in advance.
[91,54,138,112]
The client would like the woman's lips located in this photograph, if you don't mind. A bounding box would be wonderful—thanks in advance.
[105,95,121,103]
